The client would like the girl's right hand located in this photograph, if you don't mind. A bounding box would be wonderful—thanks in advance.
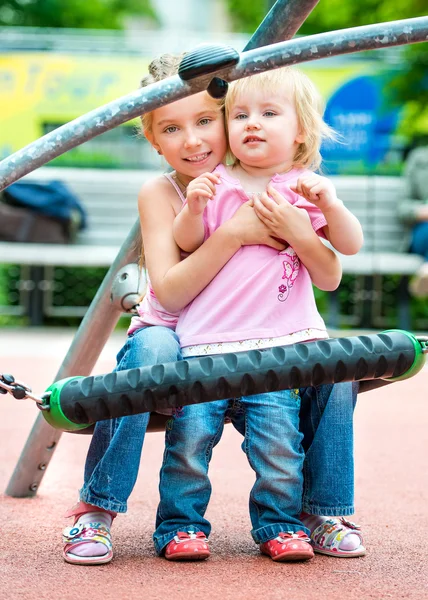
[186,172,221,216]
[225,201,286,251]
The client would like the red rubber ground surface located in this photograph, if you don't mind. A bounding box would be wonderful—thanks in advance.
[1,329,427,600]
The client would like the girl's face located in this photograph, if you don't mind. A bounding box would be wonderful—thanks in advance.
[147,92,226,185]
[227,86,304,173]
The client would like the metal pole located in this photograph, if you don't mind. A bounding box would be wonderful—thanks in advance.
[5,221,140,497]
[245,0,320,51]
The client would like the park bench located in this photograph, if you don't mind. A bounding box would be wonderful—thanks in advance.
[0,167,422,327]
[0,167,150,324]
[326,176,422,330]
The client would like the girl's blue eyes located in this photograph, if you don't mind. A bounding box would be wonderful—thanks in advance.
[234,111,276,119]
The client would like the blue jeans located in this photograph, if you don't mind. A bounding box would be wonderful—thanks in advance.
[230,381,358,516]
[153,389,307,552]
[299,382,358,515]
[409,222,428,259]
[81,326,357,524]
[80,326,182,512]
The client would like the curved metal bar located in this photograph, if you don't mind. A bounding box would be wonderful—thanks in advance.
[235,17,428,77]
[243,0,320,51]
[0,75,208,192]
[0,16,426,192]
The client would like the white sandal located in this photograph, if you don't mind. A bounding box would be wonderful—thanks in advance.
[63,520,113,565]
[311,517,366,558]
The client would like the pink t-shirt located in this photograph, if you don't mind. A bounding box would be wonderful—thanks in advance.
[128,173,186,334]
[176,164,328,350]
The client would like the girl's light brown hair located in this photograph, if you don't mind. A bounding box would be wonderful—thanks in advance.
[139,53,186,136]
[136,53,185,276]
[225,66,336,171]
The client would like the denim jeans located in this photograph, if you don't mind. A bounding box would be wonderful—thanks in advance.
[80,325,357,526]
[79,326,182,512]
[229,381,358,516]
[299,382,358,515]
[410,221,428,259]
[153,389,307,552]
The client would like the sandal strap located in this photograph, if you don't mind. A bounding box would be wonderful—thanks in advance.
[276,531,311,543]
[311,518,363,552]
[63,521,112,551]
[173,531,208,544]
[64,501,117,520]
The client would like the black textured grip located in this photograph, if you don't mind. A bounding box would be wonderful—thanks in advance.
[59,332,417,425]
[178,44,239,81]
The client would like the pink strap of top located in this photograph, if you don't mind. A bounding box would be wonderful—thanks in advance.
[164,172,186,204]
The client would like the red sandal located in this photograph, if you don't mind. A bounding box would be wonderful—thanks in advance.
[164,531,210,561]
[260,531,314,562]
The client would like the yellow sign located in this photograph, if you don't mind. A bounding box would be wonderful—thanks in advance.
[0,52,373,160]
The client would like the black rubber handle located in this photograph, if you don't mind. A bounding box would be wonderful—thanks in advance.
[178,44,239,81]
[58,331,418,425]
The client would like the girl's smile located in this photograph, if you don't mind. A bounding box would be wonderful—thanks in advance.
[147,92,226,183]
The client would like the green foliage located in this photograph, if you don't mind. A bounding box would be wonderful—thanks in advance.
[0,0,156,28]
[297,0,427,35]
[226,0,266,33]
[388,44,428,138]
[225,0,427,36]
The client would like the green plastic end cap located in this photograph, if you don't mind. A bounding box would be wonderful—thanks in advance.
[42,376,91,432]
[381,329,426,382]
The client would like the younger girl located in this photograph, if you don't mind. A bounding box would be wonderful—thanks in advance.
[153,67,364,562]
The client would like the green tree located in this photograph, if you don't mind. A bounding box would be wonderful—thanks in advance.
[0,0,156,28]
[226,0,426,35]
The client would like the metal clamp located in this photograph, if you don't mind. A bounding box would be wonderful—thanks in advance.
[416,336,428,353]
[110,263,146,314]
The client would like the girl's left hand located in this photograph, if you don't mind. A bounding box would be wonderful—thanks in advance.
[253,184,316,247]
[289,174,338,213]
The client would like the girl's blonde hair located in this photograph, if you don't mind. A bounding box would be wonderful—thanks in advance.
[139,52,186,135]
[225,66,336,171]
[136,53,185,275]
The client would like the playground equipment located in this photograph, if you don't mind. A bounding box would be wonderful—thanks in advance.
[30,330,428,431]
[1,0,427,497]
[2,329,427,431]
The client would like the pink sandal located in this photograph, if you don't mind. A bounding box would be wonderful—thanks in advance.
[311,517,366,558]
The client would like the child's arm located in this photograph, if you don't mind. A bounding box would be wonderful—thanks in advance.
[254,187,342,291]
[140,177,284,313]
[290,175,364,255]
[173,172,220,253]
